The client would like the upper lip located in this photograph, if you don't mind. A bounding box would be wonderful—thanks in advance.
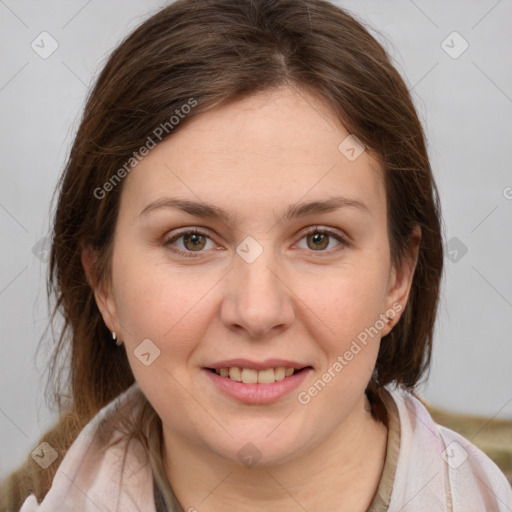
[205,359,311,371]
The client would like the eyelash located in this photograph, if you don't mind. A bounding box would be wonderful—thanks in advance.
[163,226,349,258]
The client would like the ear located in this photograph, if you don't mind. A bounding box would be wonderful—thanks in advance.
[81,244,121,336]
[380,225,421,337]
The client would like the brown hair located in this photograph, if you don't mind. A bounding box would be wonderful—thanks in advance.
[1,0,443,507]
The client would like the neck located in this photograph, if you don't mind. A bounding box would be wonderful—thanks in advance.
[161,394,388,512]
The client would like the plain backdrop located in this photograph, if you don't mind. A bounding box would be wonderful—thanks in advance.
[1,0,511,480]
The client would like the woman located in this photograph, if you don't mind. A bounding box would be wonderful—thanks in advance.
[2,0,511,510]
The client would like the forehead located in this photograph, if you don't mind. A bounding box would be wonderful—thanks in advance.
[121,86,385,222]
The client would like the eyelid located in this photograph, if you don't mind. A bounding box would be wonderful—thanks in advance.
[298,225,349,243]
[163,225,349,258]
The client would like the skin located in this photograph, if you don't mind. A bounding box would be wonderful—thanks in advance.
[84,84,420,511]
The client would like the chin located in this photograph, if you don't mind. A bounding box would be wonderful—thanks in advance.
[203,425,312,469]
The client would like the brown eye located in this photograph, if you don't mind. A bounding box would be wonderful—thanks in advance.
[183,232,207,251]
[295,227,347,255]
[306,231,330,251]
[164,229,215,257]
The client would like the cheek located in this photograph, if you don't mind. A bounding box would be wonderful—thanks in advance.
[297,263,389,341]
[296,273,385,402]
[111,248,213,359]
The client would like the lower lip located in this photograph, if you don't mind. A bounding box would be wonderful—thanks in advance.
[203,368,312,404]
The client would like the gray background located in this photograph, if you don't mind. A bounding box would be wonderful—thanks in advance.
[1,0,511,480]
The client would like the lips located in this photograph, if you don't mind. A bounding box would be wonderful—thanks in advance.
[203,364,313,404]
[206,358,309,371]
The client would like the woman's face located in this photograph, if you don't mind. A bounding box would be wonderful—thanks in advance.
[92,85,417,466]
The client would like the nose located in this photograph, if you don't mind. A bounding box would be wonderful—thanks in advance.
[220,246,296,339]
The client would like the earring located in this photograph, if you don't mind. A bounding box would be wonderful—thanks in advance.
[112,331,122,346]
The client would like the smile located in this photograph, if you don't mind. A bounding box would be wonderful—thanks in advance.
[203,365,313,404]
[208,366,298,384]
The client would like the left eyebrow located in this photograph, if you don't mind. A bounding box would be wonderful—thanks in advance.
[279,196,371,222]
[138,195,371,223]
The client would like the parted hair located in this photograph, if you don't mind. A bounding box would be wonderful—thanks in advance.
[0,0,443,508]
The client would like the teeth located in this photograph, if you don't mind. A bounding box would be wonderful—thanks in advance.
[274,367,286,381]
[257,368,275,384]
[229,367,242,382]
[241,368,258,384]
[214,366,297,383]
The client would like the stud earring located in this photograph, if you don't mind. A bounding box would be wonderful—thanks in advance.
[112,331,122,346]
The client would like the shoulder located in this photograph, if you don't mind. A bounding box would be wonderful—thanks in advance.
[384,386,512,511]
[0,411,86,511]
[14,383,155,511]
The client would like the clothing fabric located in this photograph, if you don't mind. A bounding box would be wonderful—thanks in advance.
[19,382,512,511]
